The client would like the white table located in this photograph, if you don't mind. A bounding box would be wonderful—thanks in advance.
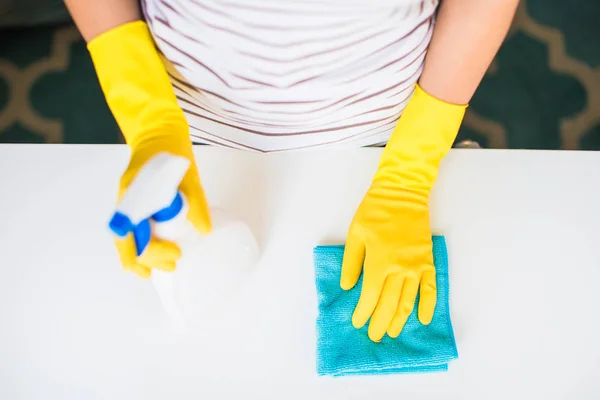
[0,145,599,399]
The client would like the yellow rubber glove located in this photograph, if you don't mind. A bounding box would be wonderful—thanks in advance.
[89,21,211,279]
[341,84,466,342]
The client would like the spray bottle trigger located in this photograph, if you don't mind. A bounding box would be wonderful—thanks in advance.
[133,219,152,256]
[109,192,184,257]
[135,192,183,256]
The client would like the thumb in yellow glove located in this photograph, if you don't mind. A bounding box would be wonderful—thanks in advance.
[341,84,466,342]
[89,21,211,279]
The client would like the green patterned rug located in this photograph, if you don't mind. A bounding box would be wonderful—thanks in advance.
[1,1,598,149]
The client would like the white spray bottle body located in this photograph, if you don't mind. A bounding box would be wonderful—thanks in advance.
[109,153,258,331]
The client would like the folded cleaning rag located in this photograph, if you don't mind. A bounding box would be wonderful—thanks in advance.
[314,236,457,376]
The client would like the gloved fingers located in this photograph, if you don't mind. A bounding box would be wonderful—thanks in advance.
[181,172,212,235]
[418,268,437,325]
[340,230,365,290]
[127,263,152,279]
[114,234,138,270]
[367,274,404,342]
[137,238,181,272]
[114,235,152,279]
[387,277,419,338]
[114,234,179,277]
[351,254,386,329]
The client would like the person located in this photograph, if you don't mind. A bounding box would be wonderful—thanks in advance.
[64,0,519,342]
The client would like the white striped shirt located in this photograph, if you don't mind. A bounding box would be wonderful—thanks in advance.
[142,0,438,152]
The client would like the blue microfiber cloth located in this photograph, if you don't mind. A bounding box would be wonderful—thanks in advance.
[314,236,458,376]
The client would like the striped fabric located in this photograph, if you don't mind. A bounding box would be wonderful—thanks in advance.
[142,0,438,152]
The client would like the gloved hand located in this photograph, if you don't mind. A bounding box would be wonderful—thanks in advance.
[341,84,466,342]
[89,21,211,279]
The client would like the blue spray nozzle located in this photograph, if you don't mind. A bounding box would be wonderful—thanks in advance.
[109,212,134,238]
[109,192,184,257]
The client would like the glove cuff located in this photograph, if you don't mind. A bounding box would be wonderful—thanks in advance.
[88,21,188,149]
[374,84,467,191]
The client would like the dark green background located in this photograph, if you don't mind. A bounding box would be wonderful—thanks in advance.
[1,0,598,148]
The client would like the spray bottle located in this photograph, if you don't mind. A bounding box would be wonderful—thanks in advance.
[108,153,259,330]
